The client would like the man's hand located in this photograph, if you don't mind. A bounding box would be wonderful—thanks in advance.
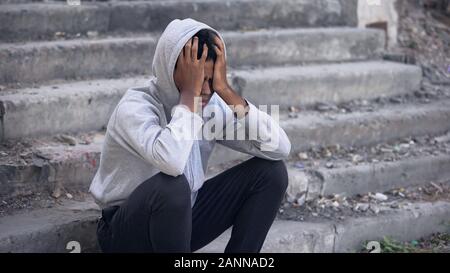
[212,35,249,118]
[211,35,230,94]
[174,37,208,112]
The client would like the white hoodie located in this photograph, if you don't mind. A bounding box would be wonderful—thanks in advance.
[89,18,291,209]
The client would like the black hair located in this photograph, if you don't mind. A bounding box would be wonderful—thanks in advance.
[193,29,218,62]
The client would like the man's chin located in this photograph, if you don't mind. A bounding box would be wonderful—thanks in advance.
[200,99,211,108]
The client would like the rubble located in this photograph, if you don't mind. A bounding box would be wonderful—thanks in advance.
[397,0,450,84]
[0,190,89,217]
[371,193,389,202]
[289,131,450,170]
[0,131,102,166]
[278,182,450,222]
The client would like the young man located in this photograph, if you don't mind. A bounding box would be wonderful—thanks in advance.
[90,18,291,253]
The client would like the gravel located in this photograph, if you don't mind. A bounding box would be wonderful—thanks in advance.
[0,190,90,217]
[0,131,102,166]
[287,131,450,170]
[277,182,450,222]
[397,1,450,85]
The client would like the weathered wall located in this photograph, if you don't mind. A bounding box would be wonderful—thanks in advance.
[358,0,399,48]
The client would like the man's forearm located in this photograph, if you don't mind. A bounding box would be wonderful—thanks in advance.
[217,85,249,119]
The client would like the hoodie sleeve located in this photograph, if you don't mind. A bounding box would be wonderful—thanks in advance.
[212,96,291,160]
[111,94,204,177]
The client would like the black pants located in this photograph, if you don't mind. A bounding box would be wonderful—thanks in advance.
[97,157,288,253]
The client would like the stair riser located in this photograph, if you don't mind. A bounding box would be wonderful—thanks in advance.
[0,78,145,140]
[234,63,421,107]
[0,0,357,42]
[0,152,100,199]
[198,221,336,253]
[2,101,450,198]
[3,141,450,201]
[285,103,450,151]
[0,215,99,253]
[2,202,448,253]
[287,154,450,200]
[334,202,450,252]
[200,202,450,253]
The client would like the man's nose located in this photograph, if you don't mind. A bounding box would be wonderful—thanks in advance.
[201,81,212,95]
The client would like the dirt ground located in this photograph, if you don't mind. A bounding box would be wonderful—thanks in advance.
[396,0,450,84]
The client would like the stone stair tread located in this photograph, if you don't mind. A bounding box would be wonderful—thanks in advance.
[200,199,450,252]
[0,27,385,85]
[2,126,450,201]
[0,0,358,42]
[0,60,423,139]
[0,195,100,253]
[0,195,448,252]
[2,97,449,159]
[0,26,382,48]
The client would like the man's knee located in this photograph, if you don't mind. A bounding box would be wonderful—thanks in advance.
[252,158,288,193]
[269,160,289,193]
[154,173,191,209]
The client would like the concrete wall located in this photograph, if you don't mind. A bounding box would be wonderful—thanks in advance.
[358,0,399,48]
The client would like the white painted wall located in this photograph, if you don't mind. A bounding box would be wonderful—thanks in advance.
[358,0,399,48]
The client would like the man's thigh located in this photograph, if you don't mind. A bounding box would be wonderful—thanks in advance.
[191,157,272,251]
[105,176,161,252]
[106,173,191,252]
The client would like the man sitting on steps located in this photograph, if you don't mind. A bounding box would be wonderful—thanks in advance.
[89,18,291,253]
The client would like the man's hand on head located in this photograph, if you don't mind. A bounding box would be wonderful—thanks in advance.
[211,35,230,95]
[212,35,249,118]
[174,37,208,113]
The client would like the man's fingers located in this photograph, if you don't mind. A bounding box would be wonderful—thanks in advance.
[192,37,198,61]
[213,44,222,58]
[184,38,192,61]
[200,44,208,64]
[213,35,224,51]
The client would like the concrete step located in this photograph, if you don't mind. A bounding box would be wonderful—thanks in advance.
[0,27,385,85]
[1,196,448,252]
[0,61,422,139]
[211,132,450,200]
[2,128,450,200]
[0,0,357,42]
[281,100,450,152]
[0,132,104,199]
[287,153,450,201]
[233,61,421,107]
[199,200,450,253]
[0,197,100,253]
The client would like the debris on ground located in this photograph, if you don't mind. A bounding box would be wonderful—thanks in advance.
[278,182,450,222]
[0,190,89,217]
[288,132,450,170]
[396,0,450,84]
[0,131,103,166]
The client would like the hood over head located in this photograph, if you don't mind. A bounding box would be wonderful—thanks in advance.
[151,18,227,118]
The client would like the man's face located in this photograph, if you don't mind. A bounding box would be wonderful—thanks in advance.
[174,58,215,108]
[201,60,214,108]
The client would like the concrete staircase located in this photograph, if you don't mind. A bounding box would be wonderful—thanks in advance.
[1,0,449,253]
